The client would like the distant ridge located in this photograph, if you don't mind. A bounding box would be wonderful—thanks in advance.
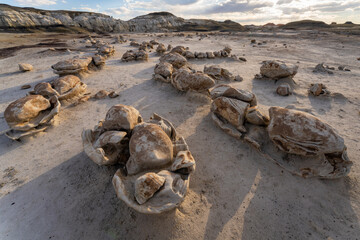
[0,4,245,33]
[282,20,330,29]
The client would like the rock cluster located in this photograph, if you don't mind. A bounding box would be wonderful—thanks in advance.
[210,84,264,139]
[153,52,217,92]
[51,42,115,76]
[209,84,352,178]
[121,50,149,62]
[82,105,195,213]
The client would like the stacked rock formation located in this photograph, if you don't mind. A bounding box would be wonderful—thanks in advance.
[82,104,196,214]
[209,84,352,179]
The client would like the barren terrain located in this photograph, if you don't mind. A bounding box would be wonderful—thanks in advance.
[0,30,359,239]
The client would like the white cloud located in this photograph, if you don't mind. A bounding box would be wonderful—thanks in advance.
[99,0,360,24]
[14,0,57,5]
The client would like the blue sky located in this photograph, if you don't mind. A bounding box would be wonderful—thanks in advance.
[2,0,360,24]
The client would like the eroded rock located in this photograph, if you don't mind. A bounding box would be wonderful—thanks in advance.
[204,65,235,81]
[171,68,215,92]
[276,84,292,96]
[153,62,173,83]
[51,57,92,76]
[159,52,187,69]
[135,172,166,204]
[260,60,298,79]
[18,63,33,72]
[4,95,60,140]
[267,106,352,178]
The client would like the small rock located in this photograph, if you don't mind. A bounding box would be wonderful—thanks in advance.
[251,39,256,44]
[73,95,91,106]
[276,84,292,96]
[313,63,333,74]
[239,57,247,62]
[21,84,31,90]
[309,83,329,96]
[109,91,119,98]
[18,63,33,72]
[235,75,243,82]
[94,90,109,99]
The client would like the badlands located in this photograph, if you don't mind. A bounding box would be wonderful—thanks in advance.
[0,20,360,240]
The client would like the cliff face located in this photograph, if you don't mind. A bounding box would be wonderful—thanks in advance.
[0,4,129,32]
[0,4,245,33]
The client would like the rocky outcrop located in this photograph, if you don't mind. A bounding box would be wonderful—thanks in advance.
[0,4,246,33]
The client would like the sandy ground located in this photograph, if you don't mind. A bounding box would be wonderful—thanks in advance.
[0,31,359,240]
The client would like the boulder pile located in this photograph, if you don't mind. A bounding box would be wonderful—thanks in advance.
[82,104,196,214]
[209,84,352,179]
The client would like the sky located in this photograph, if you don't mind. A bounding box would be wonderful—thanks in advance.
[2,0,360,25]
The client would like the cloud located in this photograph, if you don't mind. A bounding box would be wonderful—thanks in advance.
[311,1,360,12]
[14,0,57,5]
[163,0,199,5]
[280,0,360,15]
[277,0,294,4]
[106,7,131,16]
[204,0,273,14]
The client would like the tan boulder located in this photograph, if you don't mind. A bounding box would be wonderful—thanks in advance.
[18,63,33,72]
[260,60,298,79]
[126,123,173,175]
[171,68,215,92]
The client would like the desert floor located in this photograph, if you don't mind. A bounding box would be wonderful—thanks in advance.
[0,30,359,240]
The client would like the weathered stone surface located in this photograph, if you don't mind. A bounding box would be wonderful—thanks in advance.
[266,106,353,178]
[51,57,92,76]
[82,130,129,165]
[170,46,186,55]
[170,150,196,174]
[94,90,109,99]
[204,65,234,81]
[156,43,166,55]
[126,123,173,175]
[211,96,249,133]
[184,51,195,59]
[210,84,257,106]
[245,106,269,126]
[135,172,166,204]
[276,83,292,96]
[309,83,329,96]
[34,82,59,98]
[98,44,115,56]
[313,63,333,74]
[18,63,33,72]
[159,52,187,69]
[260,60,298,79]
[154,62,173,83]
[5,95,50,130]
[102,104,143,132]
[4,95,60,139]
[92,55,106,66]
[121,50,149,62]
[268,107,346,156]
[171,68,215,92]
